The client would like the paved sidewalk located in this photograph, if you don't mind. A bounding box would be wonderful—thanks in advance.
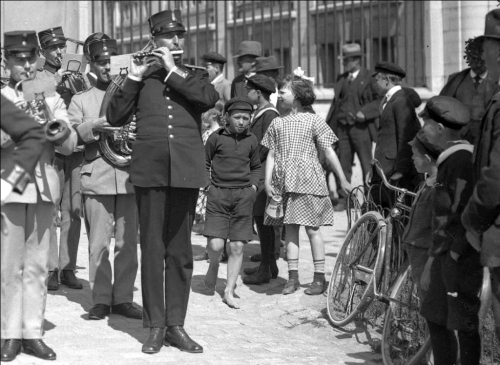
[8,210,382,365]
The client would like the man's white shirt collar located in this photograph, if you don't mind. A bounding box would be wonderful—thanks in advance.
[470,69,488,80]
[350,69,360,80]
[383,85,402,108]
[211,74,223,85]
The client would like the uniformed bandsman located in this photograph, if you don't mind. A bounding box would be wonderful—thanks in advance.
[107,9,219,355]
[70,38,141,321]
[0,30,78,361]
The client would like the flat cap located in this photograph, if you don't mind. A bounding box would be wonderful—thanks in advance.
[3,31,39,56]
[418,96,470,129]
[38,26,66,49]
[201,52,227,65]
[408,129,440,159]
[372,61,406,78]
[246,74,276,95]
[224,97,254,114]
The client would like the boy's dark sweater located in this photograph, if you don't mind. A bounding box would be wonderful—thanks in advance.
[205,127,261,188]
[430,144,474,257]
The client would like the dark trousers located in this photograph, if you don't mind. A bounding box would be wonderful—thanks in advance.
[254,216,275,264]
[337,123,373,184]
[134,186,198,328]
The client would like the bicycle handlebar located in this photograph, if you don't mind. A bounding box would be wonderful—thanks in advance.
[370,159,417,198]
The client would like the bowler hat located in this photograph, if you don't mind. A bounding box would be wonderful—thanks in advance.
[201,52,227,65]
[246,74,276,95]
[3,31,39,57]
[418,96,470,130]
[338,43,363,59]
[372,61,406,78]
[233,41,262,59]
[88,39,118,61]
[148,9,186,36]
[224,97,254,114]
[478,9,500,40]
[38,27,66,49]
[254,56,283,72]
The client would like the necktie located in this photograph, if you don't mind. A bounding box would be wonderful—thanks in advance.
[379,95,388,115]
[473,75,481,90]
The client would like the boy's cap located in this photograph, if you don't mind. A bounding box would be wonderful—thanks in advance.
[372,61,406,78]
[408,129,440,158]
[224,97,253,114]
[418,96,470,129]
[246,74,276,94]
[201,52,227,65]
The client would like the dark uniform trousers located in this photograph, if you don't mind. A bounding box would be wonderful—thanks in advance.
[135,186,198,327]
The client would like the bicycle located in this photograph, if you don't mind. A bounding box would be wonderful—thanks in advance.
[326,159,431,364]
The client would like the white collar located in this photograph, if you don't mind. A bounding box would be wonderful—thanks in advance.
[470,69,488,80]
[425,173,437,187]
[211,74,224,85]
[436,141,473,166]
[350,69,360,79]
[384,85,402,103]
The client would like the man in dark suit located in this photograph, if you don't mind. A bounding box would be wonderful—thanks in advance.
[230,40,261,98]
[439,36,497,143]
[107,9,219,355]
[325,43,379,210]
[369,62,421,201]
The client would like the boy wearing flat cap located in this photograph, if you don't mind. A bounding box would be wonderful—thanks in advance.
[202,97,261,308]
[242,74,281,285]
[231,40,262,98]
[370,61,421,206]
[418,96,482,365]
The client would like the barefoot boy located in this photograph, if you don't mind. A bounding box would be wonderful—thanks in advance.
[202,97,261,308]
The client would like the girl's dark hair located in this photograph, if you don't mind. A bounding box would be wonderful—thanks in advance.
[281,75,316,106]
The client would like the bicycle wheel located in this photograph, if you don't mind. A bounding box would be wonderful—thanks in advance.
[327,211,386,327]
[382,265,431,365]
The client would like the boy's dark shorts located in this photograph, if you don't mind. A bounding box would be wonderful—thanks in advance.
[203,185,256,241]
[420,248,482,331]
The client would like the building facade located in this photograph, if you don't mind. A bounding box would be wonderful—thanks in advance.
[1,1,497,111]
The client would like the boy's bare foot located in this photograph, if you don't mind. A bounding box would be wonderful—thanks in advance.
[222,294,240,309]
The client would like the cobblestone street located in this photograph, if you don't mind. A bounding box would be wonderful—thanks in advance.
[8,209,383,365]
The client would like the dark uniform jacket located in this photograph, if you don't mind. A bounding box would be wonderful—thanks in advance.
[249,103,279,216]
[375,88,421,176]
[1,94,45,193]
[325,68,380,139]
[107,64,219,188]
[462,93,500,268]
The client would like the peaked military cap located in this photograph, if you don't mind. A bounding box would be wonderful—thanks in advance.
[224,97,254,114]
[3,31,39,57]
[38,26,66,49]
[201,52,227,65]
[246,74,276,95]
[88,39,118,61]
[84,33,111,60]
[148,9,186,36]
[372,61,406,78]
[418,96,470,130]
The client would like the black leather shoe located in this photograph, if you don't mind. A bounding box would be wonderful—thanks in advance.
[164,326,203,353]
[47,270,59,291]
[22,339,56,360]
[193,251,209,261]
[243,265,271,285]
[59,270,83,289]
[1,339,21,362]
[88,304,110,320]
[243,265,259,276]
[142,327,164,354]
[112,303,142,319]
[244,263,278,279]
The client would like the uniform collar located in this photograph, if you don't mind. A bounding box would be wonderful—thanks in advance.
[43,62,60,74]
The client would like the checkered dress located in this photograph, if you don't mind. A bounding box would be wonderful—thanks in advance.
[261,112,337,226]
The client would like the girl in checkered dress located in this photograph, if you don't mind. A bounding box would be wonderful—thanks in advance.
[261,72,351,295]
